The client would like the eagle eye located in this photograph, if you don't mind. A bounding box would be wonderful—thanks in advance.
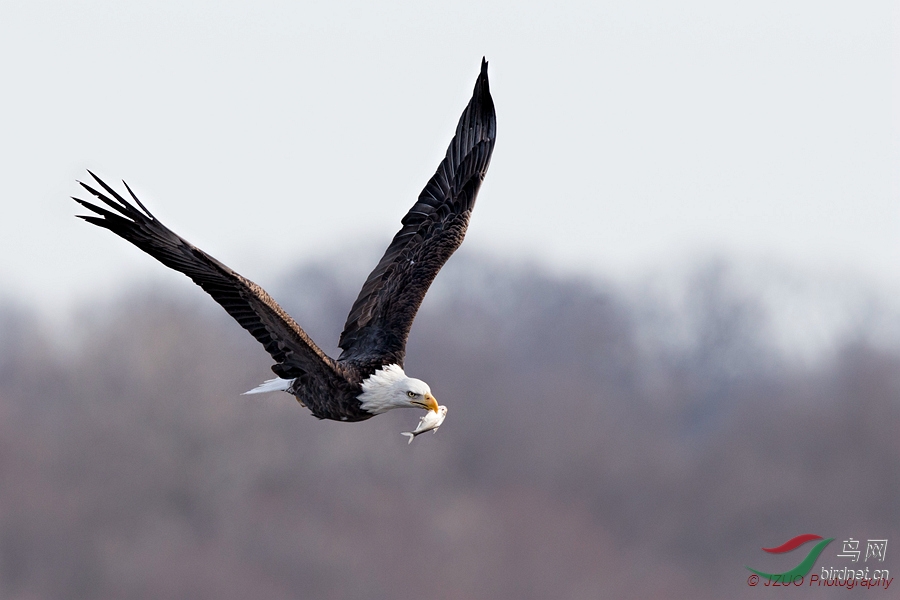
[407,391,417,398]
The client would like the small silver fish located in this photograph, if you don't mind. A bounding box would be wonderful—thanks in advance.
[401,405,448,444]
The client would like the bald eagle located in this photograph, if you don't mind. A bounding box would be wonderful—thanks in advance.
[73,59,496,426]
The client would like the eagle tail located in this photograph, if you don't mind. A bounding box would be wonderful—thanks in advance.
[242,377,294,395]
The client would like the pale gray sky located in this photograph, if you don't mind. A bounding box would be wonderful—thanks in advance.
[1,1,896,314]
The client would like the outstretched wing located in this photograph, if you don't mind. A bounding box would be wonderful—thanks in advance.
[338,58,496,366]
[74,171,339,381]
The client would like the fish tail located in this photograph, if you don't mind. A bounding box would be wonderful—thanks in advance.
[401,432,415,444]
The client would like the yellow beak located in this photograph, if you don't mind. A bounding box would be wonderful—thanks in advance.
[423,393,439,413]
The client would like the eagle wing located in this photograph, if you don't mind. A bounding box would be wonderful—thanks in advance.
[74,172,340,382]
[337,59,496,366]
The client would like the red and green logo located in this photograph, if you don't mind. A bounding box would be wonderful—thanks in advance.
[747,534,834,583]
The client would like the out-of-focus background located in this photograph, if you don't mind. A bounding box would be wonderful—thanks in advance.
[1,1,898,598]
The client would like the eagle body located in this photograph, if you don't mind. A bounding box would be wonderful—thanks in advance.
[280,363,416,422]
[74,60,496,429]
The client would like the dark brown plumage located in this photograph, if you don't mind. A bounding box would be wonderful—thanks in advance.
[73,59,496,423]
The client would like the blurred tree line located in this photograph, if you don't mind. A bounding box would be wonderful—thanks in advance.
[0,255,897,599]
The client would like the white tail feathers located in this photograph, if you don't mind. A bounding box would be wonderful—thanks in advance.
[242,377,293,395]
[401,432,415,444]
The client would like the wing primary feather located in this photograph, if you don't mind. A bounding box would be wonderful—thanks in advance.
[78,181,135,216]
[121,179,154,216]
[73,197,122,220]
[86,170,135,210]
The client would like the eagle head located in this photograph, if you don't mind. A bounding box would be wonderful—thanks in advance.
[400,377,440,412]
[358,364,439,414]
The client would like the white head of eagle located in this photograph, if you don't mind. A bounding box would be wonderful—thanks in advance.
[357,364,439,414]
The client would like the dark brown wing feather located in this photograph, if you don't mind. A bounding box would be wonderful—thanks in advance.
[337,59,496,366]
[73,171,340,382]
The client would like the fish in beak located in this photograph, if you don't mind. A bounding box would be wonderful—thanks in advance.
[401,405,448,444]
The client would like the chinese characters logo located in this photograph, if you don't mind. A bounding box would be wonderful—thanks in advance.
[746,534,891,589]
